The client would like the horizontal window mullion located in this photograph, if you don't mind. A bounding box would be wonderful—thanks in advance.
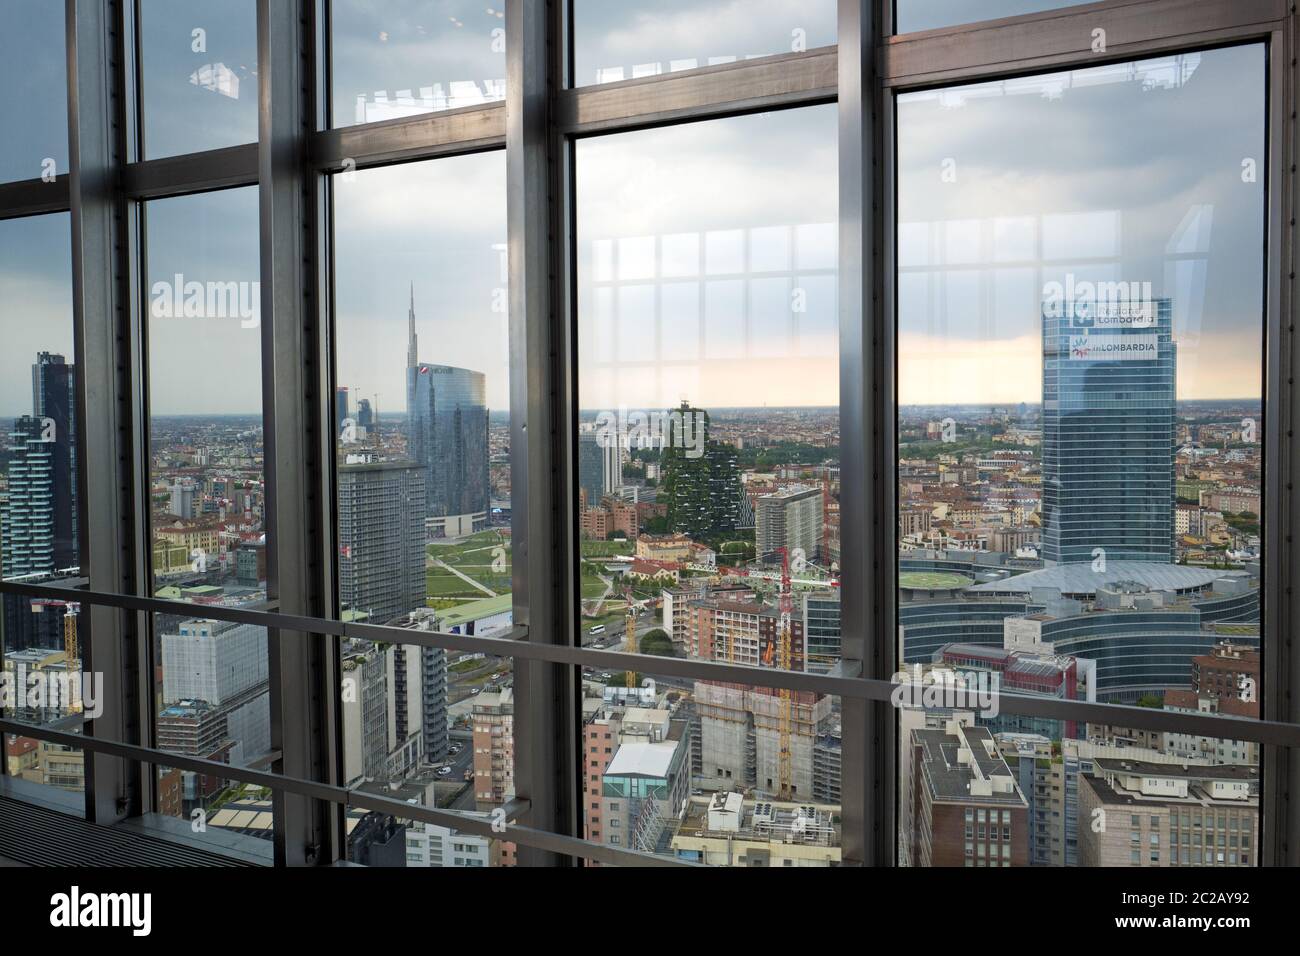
[0,176,71,219]
[882,0,1283,87]
[121,144,259,199]
[309,102,506,171]
[558,47,838,136]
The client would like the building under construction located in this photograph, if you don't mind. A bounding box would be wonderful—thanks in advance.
[693,681,832,799]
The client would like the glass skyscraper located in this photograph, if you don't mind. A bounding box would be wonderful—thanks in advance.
[405,289,490,529]
[1041,296,1177,565]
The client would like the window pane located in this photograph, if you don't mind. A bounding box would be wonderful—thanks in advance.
[576,108,839,862]
[329,0,505,128]
[572,0,836,87]
[581,665,841,866]
[0,1,68,182]
[577,106,839,676]
[145,187,270,830]
[139,0,258,159]
[1,214,84,797]
[895,46,1265,865]
[896,0,1099,34]
[901,710,1261,867]
[331,153,513,854]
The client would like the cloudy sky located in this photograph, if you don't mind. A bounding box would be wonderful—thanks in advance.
[898,44,1266,405]
[0,5,1270,418]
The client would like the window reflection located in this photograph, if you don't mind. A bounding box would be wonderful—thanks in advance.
[895,45,1266,866]
[0,2,67,182]
[330,0,505,128]
[896,0,1100,34]
[572,0,835,87]
[139,0,258,159]
[144,187,270,834]
[331,154,515,864]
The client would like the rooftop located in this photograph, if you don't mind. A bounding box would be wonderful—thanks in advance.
[967,561,1251,598]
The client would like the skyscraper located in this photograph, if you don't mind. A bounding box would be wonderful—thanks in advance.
[30,351,77,570]
[756,486,823,564]
[660,402,741,540]
[1041,296,1176,565]
[578,430,604,505]
[337,461,427,624]
[406,287,490,537]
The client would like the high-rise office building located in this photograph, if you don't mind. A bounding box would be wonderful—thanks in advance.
[31,352,77,570]
[660,402,741,539]
[1041,297,1176,565]
[406,287,490,536]
[337,461,427,625]
[336,386,350,440]
[756,486,823,564]
[578,430,604,506]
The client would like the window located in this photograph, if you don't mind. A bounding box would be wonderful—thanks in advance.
[328,0,505,127]
[571,1,836,87]
[144,187,271,830]
[896,44,1266,867]
[0,213,82,794]
[0,2,68,182]
[0,0,1294,878]
[137,0,258,159]
[895,0,1100,34]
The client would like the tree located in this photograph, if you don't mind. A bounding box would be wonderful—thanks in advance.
[639,628,675,657]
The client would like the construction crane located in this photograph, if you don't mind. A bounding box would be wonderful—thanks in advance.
[64,603,82,714]
[624,585,638,690]
[776,547,794,801]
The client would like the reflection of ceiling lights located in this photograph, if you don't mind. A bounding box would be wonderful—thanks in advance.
[189,62,240,100]
[908,53,1203,109]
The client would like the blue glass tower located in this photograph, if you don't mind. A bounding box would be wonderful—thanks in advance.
[405,288,489,521]
[1041,296,1176,565]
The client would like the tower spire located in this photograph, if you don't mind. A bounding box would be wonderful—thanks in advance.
[407,282,419,369]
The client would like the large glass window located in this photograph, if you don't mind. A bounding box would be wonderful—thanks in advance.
[575,107,841,863]
[331,152,514,861]
[0,213,83,795]
[138,0,258,159]
[329,0,506,128]
[571,1,836,87]
[144,187,271,834]
[895,45,1266,865]
[0,1,68,183]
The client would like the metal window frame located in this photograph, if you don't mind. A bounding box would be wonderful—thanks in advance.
[0,0,1296,867]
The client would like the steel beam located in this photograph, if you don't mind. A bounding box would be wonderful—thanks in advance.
[258,0,339,866]
[66,0,147,826]
[558,47,838,136]
[882,0,1285,87]
[506,0,580,867]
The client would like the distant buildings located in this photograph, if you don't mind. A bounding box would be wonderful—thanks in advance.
[694,681,829,798]
[908,718,1029,867]
[472,686,514,812]
[671,793,841,866]
[1078,759,1259,867]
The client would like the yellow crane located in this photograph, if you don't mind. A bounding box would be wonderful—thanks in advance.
[64,603,82,715]
[776,548,794,801]
[624,586,638,689]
